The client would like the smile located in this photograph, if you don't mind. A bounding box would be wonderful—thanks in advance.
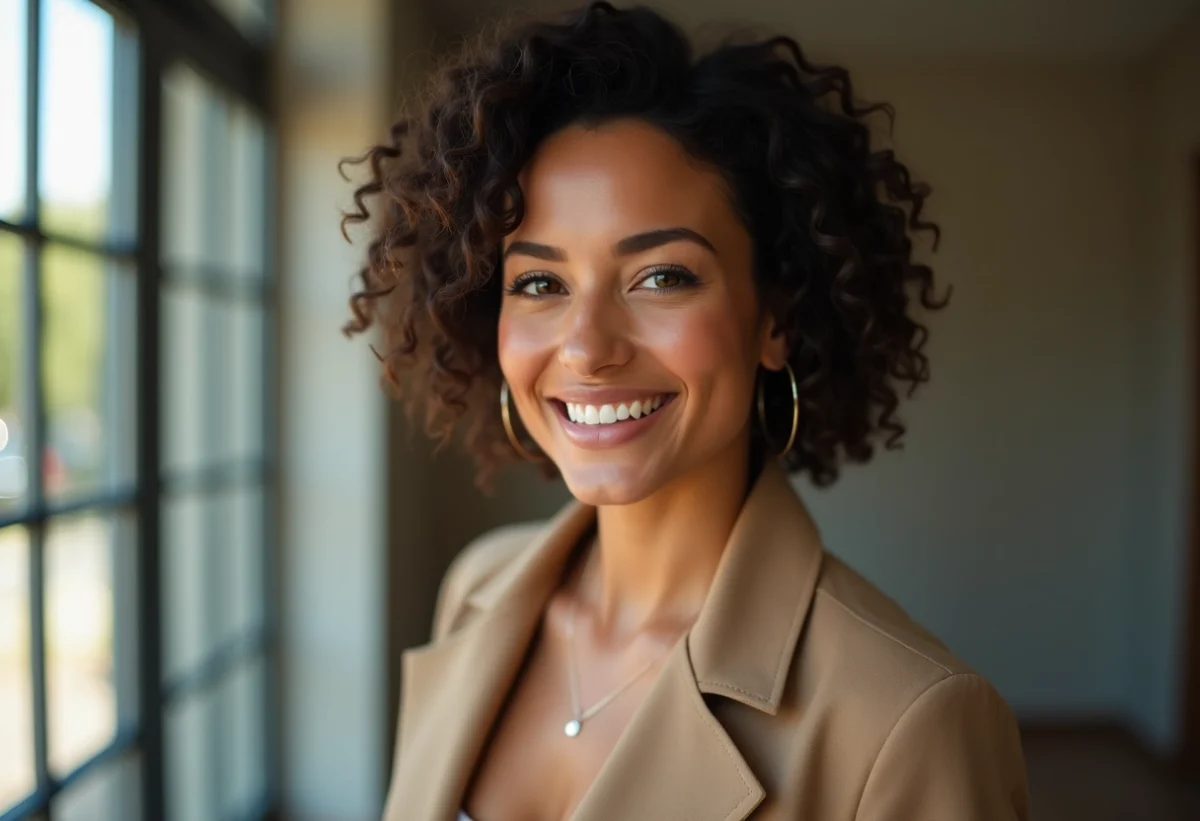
[564,395,667,426]
[549,393,677,449]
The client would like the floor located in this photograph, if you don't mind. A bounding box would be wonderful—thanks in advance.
[1023,729,1200,820]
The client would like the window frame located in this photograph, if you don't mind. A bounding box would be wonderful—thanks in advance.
[0,1,278,819]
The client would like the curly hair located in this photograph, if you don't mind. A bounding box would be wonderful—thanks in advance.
[340,1,947,489]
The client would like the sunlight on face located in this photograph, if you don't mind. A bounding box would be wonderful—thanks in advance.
[498,119,778,505]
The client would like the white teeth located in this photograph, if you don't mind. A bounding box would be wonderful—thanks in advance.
[567,396,668,426]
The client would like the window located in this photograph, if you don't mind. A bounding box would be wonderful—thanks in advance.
[0,1,276,819]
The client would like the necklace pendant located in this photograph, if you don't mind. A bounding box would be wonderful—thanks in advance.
[564,719,582,737]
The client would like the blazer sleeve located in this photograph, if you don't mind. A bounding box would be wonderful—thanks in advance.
[429,550,473,643]
[855,673,1031,821]
[428,521,541,642]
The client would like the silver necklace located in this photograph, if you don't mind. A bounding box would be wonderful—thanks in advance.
[562,568,673,738]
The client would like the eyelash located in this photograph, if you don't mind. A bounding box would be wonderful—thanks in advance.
[504,265,699,298]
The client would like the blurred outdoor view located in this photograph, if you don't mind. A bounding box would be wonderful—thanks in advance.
[0,0,135,810]
[2,0,270,818]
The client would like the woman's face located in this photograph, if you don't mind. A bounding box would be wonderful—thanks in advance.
[499,119,786,505]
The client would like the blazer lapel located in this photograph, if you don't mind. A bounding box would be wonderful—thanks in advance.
[390,503,595,821]
[571,635,766,821]
[389,461,824,821]
[570,462,822,821]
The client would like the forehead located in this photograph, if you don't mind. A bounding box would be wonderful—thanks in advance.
[508,119,742,250]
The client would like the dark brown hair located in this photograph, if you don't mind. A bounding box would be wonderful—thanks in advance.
[340,1,948,488]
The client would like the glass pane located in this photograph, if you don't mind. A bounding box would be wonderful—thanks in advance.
[214,486,263,648]
[162,494,207,683]
[0,0,26,223]
[42,245,136,502]
[162,285,205,474]
[39,0,134,245]
[216,658,266,818]
[163,64,267,281]
[166,693,216,821]
[162,64,208,271]
[0,234,30,515]
[228,105,266,278]
[52,753,141,821]
[0,527,34,811]
[225,301,264,463]
[46,512,127,776]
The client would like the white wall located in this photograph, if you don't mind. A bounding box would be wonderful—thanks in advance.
[277,0,406,817]
[1127,12,1200,753]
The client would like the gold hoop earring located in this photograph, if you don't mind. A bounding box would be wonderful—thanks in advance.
[500,380,539,462]
[756,362,799,458]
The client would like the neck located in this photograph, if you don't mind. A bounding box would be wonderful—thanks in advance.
[577,432,757,639]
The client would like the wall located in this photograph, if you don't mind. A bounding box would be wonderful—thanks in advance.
[787,58,1142,721]
[1127,11,1200,754]
[277,0,422,817]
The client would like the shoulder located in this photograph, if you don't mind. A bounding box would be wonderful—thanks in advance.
[801,551,1012,742]
[796,553,1028,816]
[810,551,972,682]
[430,521,544,641]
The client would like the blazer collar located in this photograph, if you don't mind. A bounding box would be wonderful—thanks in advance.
[392,462,825,821]
[464,461,825,713]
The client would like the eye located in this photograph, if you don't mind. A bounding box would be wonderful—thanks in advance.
[507,275,565,297]
[635,266,696,292]
[644,271,681,290]
[524,278,563,296]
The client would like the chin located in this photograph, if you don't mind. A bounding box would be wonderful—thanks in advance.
[557,460,664,507]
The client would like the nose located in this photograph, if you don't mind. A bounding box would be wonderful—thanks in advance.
[557,292,634,377]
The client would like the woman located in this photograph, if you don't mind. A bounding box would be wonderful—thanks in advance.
[343,3,1030,819]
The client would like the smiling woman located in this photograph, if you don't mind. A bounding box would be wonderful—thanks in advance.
[342,3,1028,820]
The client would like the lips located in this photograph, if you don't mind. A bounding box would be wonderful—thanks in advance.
[548,392,677,449]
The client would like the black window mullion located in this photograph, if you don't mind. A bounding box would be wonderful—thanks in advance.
[22,0,50,811]
[135,31,166,821]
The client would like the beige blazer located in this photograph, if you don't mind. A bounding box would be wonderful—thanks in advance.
[384,463,1031,820]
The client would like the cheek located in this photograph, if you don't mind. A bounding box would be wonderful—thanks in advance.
[497,309,552,390]
[642,301,758,399]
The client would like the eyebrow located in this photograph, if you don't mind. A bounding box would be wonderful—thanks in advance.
[502,227,717,262]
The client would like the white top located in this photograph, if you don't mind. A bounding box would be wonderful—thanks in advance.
[457,812,474,821]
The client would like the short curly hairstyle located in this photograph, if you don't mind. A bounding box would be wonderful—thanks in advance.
[341,1,947,489]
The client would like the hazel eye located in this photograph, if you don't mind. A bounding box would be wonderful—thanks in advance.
[519,277,563,296]
[641,270,682,290]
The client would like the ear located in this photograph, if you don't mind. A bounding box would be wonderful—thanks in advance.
[758,312,789,371]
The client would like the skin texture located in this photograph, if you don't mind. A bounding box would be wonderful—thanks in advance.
[465,119,789,820]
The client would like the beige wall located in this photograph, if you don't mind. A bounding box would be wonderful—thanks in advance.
[793,56,1143,722]
[277,0,429,818]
